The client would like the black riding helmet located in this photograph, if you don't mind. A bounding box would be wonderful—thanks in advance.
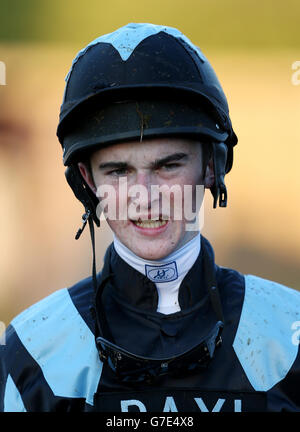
[57,23,238,227]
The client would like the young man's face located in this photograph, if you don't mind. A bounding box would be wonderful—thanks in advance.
[79,137,213,260]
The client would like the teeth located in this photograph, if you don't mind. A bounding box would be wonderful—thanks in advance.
[133,219,168,228]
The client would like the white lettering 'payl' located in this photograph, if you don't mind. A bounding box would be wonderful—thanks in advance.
[234,399,242,412]
[194,398,225,412]
[120,396,243,412]
[194,398,242,412]
[120,399,147,412]
[163,396,178,412]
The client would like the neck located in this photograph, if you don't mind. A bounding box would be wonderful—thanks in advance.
[113,233,201,314]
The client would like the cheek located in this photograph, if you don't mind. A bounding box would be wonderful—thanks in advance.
[96,180,127,220]
[106,218,130,241]
[182,166,203,185]
[169,171,202,216]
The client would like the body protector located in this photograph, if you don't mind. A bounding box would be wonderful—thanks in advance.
[56,23,236,382]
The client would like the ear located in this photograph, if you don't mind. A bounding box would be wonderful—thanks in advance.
[78,162,97,194]
[204,157,215,189]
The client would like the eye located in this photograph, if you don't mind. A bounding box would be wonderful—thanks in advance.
[107,168,128,176]
[162,163,181,170]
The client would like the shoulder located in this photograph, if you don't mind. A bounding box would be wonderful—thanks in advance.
[10,281,94,341]
[242,274,300,317]
[10,273,98,338]
[239,274,300,330]
[11,287,76,330]
[1,278,102,411]
[233,274,300,391]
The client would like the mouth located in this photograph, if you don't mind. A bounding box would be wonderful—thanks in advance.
[130,216,169,233]
[132,219,168,228]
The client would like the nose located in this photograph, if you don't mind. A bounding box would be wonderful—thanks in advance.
[135,171,153,190]
[128,171,158,218]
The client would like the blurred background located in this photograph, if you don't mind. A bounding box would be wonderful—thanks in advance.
[0,0,299,327]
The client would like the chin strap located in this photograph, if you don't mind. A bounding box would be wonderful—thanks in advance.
[210,142,228,208]
[65,165,100,227]
[75,210,91,240]
[76,212,114,348]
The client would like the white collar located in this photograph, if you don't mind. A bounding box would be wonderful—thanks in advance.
[113,233,201,314]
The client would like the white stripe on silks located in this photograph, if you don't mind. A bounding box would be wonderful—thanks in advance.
[233,275,300,391]
[4,374,27,412]
[11,288,102,405]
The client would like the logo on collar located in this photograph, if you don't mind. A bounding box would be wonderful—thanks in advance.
[145,261,178,283]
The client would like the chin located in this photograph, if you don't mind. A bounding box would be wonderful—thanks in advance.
[133,245,174,261]
[120,236,177,260]
[107,219,186,260]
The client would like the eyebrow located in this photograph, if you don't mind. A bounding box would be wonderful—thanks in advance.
[98,161,128,171]
[150,152,188,169]
[98,152,188,171]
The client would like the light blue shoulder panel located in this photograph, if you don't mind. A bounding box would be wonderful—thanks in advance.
[10,288,102,406]
[4,374,27,412]
[233,274,300,391]
[65,22,206,81]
